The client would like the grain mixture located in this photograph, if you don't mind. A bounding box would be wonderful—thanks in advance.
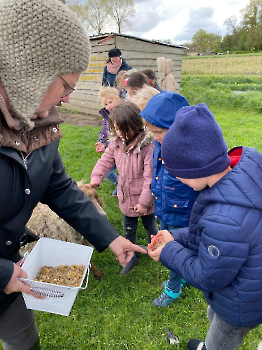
[153,242,165,250]
[35,264,85,287]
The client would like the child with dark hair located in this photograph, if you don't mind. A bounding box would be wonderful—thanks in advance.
[141,69,163,92]
[87,101,158,275]
[148,103,262,350]
[126,72,152,99]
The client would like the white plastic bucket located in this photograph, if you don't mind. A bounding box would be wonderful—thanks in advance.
[21,237,93,316]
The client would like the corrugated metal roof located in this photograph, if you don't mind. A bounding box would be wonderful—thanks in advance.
[89,32,184,50]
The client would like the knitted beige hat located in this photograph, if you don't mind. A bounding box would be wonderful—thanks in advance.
[0,0,90,129]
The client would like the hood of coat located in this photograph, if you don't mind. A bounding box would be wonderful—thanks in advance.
[157,57,166,80]
[0,106,63,154]
[165,59,173,75]
[113,129,153,153]
[200,146,262,211]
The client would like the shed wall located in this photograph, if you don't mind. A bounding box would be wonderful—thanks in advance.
[65,36,183,115]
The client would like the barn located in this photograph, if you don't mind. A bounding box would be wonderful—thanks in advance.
[65,33,185,116]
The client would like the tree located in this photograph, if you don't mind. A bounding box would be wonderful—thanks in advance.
[191,29,222,52]
[107,0,135,33]
[240,0,262,50]
[224,16,237,34]
[86,0,110,34]
[65,0,90,30]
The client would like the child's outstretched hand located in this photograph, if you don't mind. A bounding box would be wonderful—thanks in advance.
[95,142,105,153]
[134,204,147,215]
[148,230,174,261]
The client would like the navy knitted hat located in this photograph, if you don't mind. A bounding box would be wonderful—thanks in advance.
[140,91,189,129]
[162,103,230,179]
[108,48,121,57]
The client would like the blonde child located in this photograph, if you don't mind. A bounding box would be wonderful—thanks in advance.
[132,85,159,111]
[96,87,120,195]
[88,101,158,275]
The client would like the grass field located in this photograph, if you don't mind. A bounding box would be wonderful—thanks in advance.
[181,54,262,113]
[1,54,261,350]
[182,53,262,75]
[8,106,259,350]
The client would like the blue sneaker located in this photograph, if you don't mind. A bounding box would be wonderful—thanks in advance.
[161,279,186,290]
[152,286,181,307]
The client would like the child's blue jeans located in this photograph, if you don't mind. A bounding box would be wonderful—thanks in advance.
[105,165,118,185]
[205,305,258,350]
[160,221,182,292]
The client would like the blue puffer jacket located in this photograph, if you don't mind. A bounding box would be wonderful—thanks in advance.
[160,146,262,327]
[151,141,197,226]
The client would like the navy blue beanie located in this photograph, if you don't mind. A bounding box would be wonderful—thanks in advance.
[140,91,189,129]
[162,103,230,179]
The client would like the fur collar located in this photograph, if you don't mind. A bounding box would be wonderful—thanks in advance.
[0,106,63,154]
[114,129,153,153]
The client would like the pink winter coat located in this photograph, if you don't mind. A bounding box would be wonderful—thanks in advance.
[91,131,155,217]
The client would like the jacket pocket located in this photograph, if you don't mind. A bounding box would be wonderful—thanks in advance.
[165,198,189,209]
[129,178,144,195]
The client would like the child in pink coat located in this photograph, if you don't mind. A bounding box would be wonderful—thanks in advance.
[88,101,158,274]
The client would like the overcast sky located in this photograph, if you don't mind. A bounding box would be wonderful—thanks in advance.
[125,0,250,44]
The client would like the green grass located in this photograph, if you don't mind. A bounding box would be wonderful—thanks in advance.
[181,75,262,113]
[12,114,259,350]
[181,54,262,113]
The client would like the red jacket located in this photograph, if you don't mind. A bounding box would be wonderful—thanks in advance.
[91,132,155,217]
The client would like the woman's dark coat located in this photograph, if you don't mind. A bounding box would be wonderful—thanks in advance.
[0,124,119,314]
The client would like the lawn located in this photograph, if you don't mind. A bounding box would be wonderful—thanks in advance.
[21,108,262,350]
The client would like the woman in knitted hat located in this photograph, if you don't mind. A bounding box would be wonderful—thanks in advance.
[0,1,145,349]
[102,48,132,87]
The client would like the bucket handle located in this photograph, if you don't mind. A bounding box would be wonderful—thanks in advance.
[70,264,90,290]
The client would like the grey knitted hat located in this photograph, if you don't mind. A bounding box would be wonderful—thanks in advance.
[0,0,90,129]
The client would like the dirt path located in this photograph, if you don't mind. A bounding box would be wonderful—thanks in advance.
[58,108,102,127]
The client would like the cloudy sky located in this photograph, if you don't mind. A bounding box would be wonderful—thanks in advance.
[125,0,250,44]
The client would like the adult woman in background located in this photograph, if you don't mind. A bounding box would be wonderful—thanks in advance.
[102,48,131,87]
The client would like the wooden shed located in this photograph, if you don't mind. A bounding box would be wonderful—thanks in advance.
[65,33,184,115]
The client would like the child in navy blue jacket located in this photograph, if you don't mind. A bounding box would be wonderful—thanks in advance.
[140,91,197,307]
[148,103,262,350]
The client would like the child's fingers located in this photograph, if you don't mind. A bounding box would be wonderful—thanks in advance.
[148,242,154,250]
[147,248,160,261]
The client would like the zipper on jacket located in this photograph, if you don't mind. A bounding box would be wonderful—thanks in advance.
[20,152,31,169]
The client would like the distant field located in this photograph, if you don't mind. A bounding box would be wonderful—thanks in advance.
[182,54,262,75]
[181,54,262,112]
